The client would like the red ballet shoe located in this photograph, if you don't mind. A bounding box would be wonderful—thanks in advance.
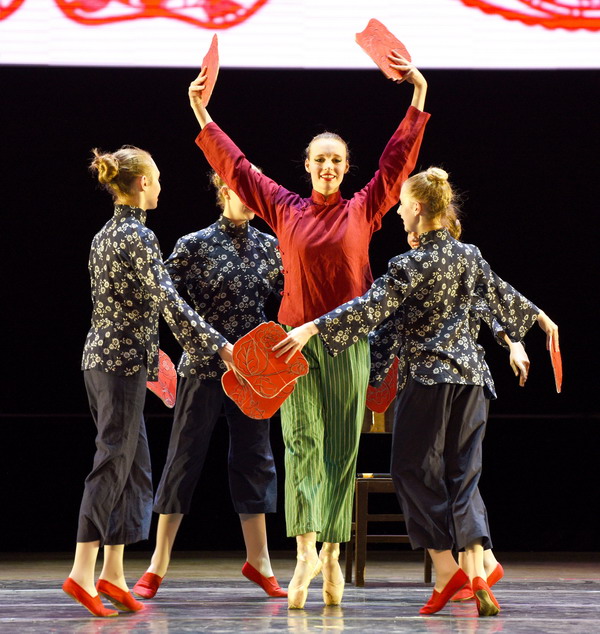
[132,572,163,599]
[473,576,500,616]
[451,581,474,602]
[487,563,505,587]
[420,569,469,615]
[96,579,144,612]
[242,561,288,598]
[62,577,118,618]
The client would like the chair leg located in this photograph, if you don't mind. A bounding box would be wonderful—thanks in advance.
[344,533,354,583]
[355,481,368,587]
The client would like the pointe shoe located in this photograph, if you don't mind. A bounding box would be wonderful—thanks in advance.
[451,581,474,602]
[96,579,144,612]
[62,577,118,618]
[473,576,500,617]
[242,562,287,598]
[320,549,344,606]
[287,554,323,609]
[487,563,505,588]
[419,569,469,615]
[133,572,163,599]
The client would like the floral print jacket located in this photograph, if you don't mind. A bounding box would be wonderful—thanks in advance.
[165,215,283,380]
[316,229,539,396]
[82,205,227,381]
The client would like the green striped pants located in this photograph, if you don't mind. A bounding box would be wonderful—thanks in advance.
[280,334,369,543]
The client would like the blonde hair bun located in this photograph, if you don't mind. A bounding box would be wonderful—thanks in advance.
[91,150,119,185]
[425,167,449,182]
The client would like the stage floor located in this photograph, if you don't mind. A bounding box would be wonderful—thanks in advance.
[1,551,599,633]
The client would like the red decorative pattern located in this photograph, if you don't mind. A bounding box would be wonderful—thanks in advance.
[146,349,177,408]
[53,0,269,28]
[366,356,399,414]
[459,1,600,31]
[222,370,296,419]
[355,18,412,81]
[232,322,309,399]
[0,0,26,21]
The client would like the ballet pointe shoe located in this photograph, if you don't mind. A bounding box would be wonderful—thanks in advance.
[62,578,118,618]
[132,572,163,599]
[473,577,500,617]
[319,544,344,606]
[96,579,144,612]
[242,562,287,598]
[287,541,322,610]
[451,581,474,602]
[419,568,469,615]
[487,563,505,588]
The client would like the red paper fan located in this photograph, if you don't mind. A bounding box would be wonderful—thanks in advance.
[199,34,219,106]
[355,18,411,81]
[366,356,399,413]
[222,370,296,420]
[550,346,562,394]
[232,322,309,399]
[146,349,177,408]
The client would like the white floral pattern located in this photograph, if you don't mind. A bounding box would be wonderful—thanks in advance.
[82,205,227,381]
[165,215,283,380]
[316,229,540,393]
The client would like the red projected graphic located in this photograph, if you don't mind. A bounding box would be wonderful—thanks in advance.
[1,0,26,20]
[460,1,600,30]
[55,0,268,27]
[0,0,269,26]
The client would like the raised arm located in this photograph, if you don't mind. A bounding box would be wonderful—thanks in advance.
[388,53,427,112]
[188,66,214,129]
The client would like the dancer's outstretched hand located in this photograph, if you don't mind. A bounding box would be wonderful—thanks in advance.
[272,322,319,363]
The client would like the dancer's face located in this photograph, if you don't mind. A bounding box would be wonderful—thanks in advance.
[144,161,161,210]
[397,184,420,233]
[223,186,255,224]
[305,138,349,196]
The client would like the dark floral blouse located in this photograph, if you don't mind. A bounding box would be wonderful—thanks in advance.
[165,214,283,380]
[82,205,227,381]
[316,228,540,395]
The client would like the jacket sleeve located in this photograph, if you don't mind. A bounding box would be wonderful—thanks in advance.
[130,227,227,357]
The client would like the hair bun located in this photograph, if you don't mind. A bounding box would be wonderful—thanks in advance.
[426,167,448,182]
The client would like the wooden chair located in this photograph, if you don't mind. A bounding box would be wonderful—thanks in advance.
[345,410,432,586]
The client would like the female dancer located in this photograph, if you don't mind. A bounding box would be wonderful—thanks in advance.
[188,52,429,608]
[63,146,233,617]
[133,170,287,600]
[275,167,558,616]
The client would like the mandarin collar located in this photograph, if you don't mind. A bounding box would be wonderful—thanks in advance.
[217,213,249,238]
[419,228,449,246]
[310,189,341,206]
[114,204,147,225]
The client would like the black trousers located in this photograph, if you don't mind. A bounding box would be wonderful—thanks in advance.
[77,369,153,545]
[153,377,277,515]
[391,378,491,552]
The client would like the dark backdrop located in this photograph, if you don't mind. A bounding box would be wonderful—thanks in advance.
[1,66,598,553]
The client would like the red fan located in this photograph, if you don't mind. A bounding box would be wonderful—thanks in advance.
[199,34,219,106]
[222,370,296,420]
[550,343,562,394]
[355,18,412,81]
[366,356,399,413]
[146,349,177,408]
[232,322,309,399]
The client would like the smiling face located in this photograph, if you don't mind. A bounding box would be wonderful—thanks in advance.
[305,137,349,196]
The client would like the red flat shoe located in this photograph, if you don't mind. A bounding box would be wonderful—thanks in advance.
[62,577,118,618]
[242,562,287,598]
[420,569,469,615]
[451,582,474,602]
[473,576,500,616]
[487,563,505,587]
[132,572,163,599]
[96,579,144,612]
